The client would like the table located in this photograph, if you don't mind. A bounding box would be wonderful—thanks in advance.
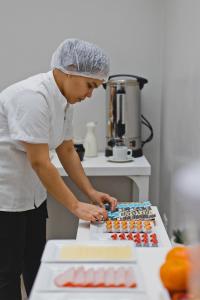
[133,248,170,300]
[76,207,171,247]
[30,207,171,300]
[30,247,170,300]
[52,152,151,202]
[75,206,171,300]
[76,206,171,299]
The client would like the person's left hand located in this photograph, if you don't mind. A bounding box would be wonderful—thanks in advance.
[89,189,118,211]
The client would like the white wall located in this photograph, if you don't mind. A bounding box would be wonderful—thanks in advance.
[160,0,200,234]
[0,0,164,238]
[1,0,198,239]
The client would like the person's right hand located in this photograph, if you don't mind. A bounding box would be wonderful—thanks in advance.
[72,202,108,222]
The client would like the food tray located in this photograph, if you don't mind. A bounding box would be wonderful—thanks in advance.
[33,262,145,293]
[41,240,137,263]
[90,223,159,247]
[30,291,148,300]
[107,201,156,221]
[104,220,154,233]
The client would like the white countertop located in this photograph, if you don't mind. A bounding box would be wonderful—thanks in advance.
[136,248,170,300]
[52,152,151,176]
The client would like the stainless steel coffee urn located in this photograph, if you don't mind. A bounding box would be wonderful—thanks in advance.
[103,74,153,157]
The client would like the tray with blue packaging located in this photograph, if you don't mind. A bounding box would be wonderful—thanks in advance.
[105,201,156,221]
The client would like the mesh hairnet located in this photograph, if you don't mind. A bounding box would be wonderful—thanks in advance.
[51,39,110,81]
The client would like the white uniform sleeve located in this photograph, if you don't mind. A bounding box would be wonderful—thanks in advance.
[63,104,73,141]
[6,90,50,143]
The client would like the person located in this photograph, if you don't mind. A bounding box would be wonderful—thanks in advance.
[0,38,117,299]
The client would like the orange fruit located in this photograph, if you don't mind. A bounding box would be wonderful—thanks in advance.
[166,247,190,262]
[160,258,191,292]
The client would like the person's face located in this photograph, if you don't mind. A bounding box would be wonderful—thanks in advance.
[62,75,103,104]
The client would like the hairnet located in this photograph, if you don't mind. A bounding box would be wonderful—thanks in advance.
[51,38,110,81]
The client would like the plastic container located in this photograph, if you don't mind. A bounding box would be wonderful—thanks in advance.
[84,122,98,157]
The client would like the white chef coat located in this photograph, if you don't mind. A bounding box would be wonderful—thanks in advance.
[0,71,73,211]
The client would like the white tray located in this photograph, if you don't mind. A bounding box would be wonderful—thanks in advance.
[41,240,137,263]
[90,223,159,246]
[159,289,170,300]
[30,291,148,300]
[33,262,145,293]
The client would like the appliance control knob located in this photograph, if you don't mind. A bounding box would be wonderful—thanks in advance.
[108,139,116,147]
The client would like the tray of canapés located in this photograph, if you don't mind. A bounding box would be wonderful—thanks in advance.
[105,220,158,246]
[90,225,158,247]
[109,232,158,247]
[90,202,158,247]
[105,219,153,233]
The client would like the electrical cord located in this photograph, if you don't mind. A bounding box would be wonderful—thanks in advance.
[141,114,154,147]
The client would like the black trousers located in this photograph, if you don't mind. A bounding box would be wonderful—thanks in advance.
[0,201,48,300]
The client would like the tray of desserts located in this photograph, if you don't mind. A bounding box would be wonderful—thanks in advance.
[41,240,137,263]
[105,219,154,233]
[90,224,158,247]
[33,262,145,293]
[109,232,158,247]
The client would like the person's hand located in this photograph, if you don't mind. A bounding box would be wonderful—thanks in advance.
[72,201,108,222]
[88,189,118,211]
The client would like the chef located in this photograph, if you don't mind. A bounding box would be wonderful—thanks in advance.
[0,38,117,299]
